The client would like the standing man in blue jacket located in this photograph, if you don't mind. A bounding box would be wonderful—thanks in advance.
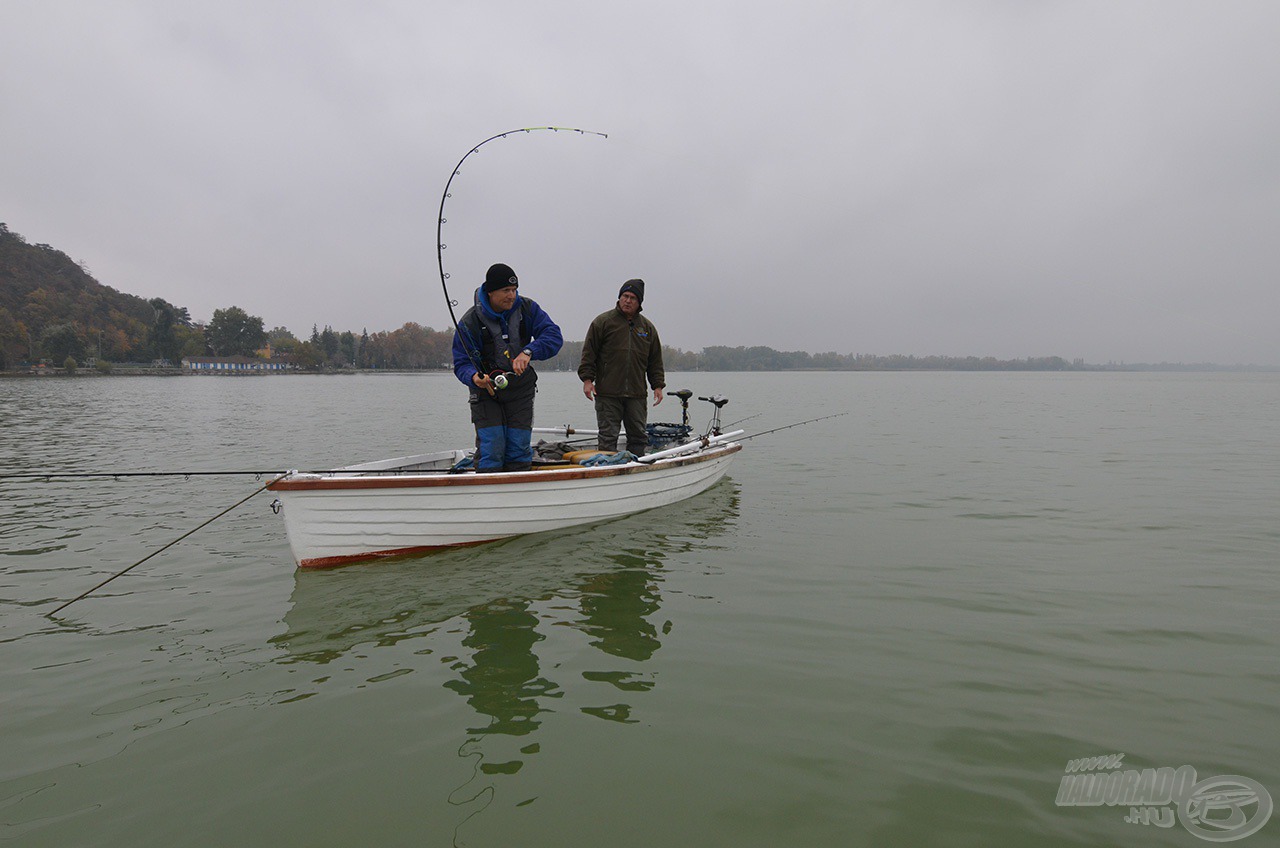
[452,263,563,472]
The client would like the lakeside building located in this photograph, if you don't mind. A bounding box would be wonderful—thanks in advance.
[182,356,290,372]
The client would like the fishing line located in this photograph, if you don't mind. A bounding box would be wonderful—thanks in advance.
[435,126,608,374]
[46,474,285,618]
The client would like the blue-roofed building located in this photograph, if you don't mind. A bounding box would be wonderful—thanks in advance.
[182,355,290,372]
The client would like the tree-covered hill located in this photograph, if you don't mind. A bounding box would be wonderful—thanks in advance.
[1,223,1145,374]
[0,223,193,367]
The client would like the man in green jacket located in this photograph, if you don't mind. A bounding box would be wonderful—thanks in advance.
[578,279,665,456]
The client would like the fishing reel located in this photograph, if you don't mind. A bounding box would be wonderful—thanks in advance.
[489,370,517,390]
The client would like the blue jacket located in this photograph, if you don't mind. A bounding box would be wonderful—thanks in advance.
[452,287,563,386]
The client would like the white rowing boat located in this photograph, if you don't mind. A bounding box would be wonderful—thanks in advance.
[275,478,741,659]
[267,428,743,568]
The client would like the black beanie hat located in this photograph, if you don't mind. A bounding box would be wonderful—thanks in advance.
[618,278,644,304]
[484,263,518,293]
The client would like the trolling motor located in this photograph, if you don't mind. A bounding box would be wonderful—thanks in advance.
[699,395,729,436]
[635,393,741,465]
[671,388,693,426]
[646,389,695,449]
[645,389,730,448]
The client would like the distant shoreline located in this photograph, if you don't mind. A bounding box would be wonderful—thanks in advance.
[4,365,1277,378]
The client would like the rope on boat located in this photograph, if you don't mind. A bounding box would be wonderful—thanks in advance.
[46,474,286,618]
[436,126,609,374]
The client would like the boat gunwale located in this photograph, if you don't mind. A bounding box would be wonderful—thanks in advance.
[268,442,741,492]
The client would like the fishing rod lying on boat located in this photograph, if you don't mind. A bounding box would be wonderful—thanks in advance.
[631,413,846,464]
[34,411,845,606]
[1,467,460,481]
[5,414,848,483]
[0,470,284,481]
[635,430,746,463]
[735,412,849,441]
[1,429,588,480]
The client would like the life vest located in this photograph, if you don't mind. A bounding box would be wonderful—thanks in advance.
[460,297,533,374]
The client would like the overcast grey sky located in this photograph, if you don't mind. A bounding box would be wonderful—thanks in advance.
[3,1,1278,364]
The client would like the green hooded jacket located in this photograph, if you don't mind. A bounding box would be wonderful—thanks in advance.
[577,307,665,398]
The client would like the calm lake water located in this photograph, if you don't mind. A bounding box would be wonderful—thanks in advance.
[2,371,1277,847]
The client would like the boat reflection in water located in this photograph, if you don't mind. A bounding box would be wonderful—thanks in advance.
[273,478,739,663]
[273,479,739,828]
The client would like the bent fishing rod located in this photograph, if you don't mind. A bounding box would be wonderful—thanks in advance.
[435,126,608,377]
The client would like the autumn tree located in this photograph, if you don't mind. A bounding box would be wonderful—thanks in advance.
[268,326,298,347]
[357,329,371,367]
[290,341,323,370]
[146,298,186,364]
[1,223,185,363]
[319,325,339,359]
[206,306,267,357]
[40,323,86,363]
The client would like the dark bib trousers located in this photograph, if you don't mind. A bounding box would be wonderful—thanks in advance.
[594,395,649,456]
[470,374,537,472]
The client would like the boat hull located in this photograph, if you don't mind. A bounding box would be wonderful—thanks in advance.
[268,443,740,567]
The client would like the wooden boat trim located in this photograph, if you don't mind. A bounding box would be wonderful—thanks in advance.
[268,443,741,492]
[300,539,492,569]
